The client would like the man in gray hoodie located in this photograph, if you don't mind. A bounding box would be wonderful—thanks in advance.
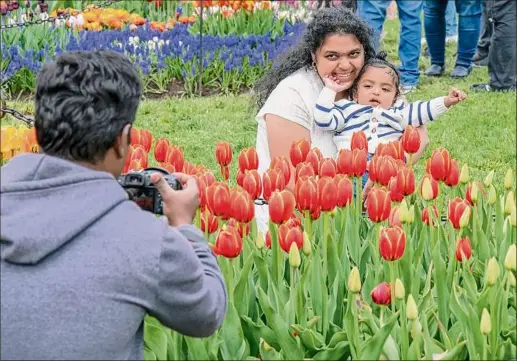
[0,50,228,360]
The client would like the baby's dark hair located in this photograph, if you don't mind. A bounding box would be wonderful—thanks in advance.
[351,51,401,101]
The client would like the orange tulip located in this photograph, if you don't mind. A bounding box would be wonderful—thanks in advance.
[238,147,258,172]
[200,210,219,234]
[229,187,254,224]
[401,125,420,154]
[371,282,392,305]
[429,147,452,182]
[294,176,318,211]
[448,197,470,229]
[350,130,368,151]
[215,141,232,166]
[422,205,439,226]
[165,145,184,174]
[295,162,315,183]
[376,140,405,161]
[154,137,170,163]
[205,182,231,217]
[319,157,337,178]
[131,146,148,169]
[262,168,286,201]
[212,225,242,258]
[366,186,391,222]
[420,173,439,201]
[318,176,338,212]
[242,169,262,200]
[268,190,296,225]
[306,147,323,175]
[334,174,353,207]
[289,138,310,167]
[278,222,303,253]
[159,162,175,173]
[379,226,406,261]
[128,158,142,171]
[455,236,472,262]
[444,159,459,187]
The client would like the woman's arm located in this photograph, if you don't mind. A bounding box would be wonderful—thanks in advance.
[265,114,310,193]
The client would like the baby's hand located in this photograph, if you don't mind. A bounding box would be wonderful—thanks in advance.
[323,75,349,93]
[444,87,467,108]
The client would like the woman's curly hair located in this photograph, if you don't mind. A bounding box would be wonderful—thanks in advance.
[252,7,375,109]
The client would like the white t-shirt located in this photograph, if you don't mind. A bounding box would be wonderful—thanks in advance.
[254,66,338,234]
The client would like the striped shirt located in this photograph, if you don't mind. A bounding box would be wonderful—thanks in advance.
[314,87,449,153]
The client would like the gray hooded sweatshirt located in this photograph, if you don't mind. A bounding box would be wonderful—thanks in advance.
[0,153,227,360]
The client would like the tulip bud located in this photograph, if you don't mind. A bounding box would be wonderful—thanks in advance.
[459,206,471,228]
[302,231,311,256]
[470,182,480,204]
[289,242,301,268]
[485,257,500,287]
[459,164,470,184]
[508,271,516,288]
[487,185,497,205]
[398,199,409,223]
[505,191,515,215]
[480,308,492,335]
[511,205,516,227]
[406,294,418,320]
[504,169,514,190]
[411,319,423,338]
[395,278,405,300]
[504,245,516,271]
[421,176,434,201]
[407,205,415,224]
[260,338,273,351]
[256,231,265,250]
[348,266,361,293]
[484,170,495,187]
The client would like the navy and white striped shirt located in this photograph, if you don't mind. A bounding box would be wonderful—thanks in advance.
[314,87,449,153]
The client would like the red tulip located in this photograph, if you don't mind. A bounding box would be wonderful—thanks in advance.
[465,181,486,205]
[205,182,231,217]
[200,210,219,233]
[429,147,452,182]
[295,162,316,183]
[444,159,459,187]
[270,156,291,185]
[401,125,420,154]
[238,147,259,172]
[242,169,262,200]
[212,225,242,258]
[195,176,208,210]
[448,197,470,229]
[337,148,368,178]
[306,147,323,175]
[318,176,338,212]
[132,146,148,169]
[140,129,153,153]
[319,157,337,178]
[220,164,230,181]
[366,186,391,222]
[369,155,399,186]
[336,149,353,176]
[159,162,175,173]
[262,168,286,201]
[229,187,254,224]
[388,177,404,203]
[236,168,245,187]
[183,161,197,175]
[153,137,170,163]
[379,226,406,261]
[371,282,392,305]
[215,141,232,166]
[199,171,216,186]
[130,127,141,145]
[165,145,184,174]
[227,218,250,238]
[265,230,272,248]
[422,205,439,226]
[455,236,472,262]
[268,190,296,224]
[396,166,415,196]
[351,131,368,151]
[310,205,321,220]
[389,206,402,227]
[123,145,135,173]
[278,222,303,253]
[289,138,310,167]
[334,174,353,207]
[295,176,318,212]
[376,140,405,161]
[128,158,143,171]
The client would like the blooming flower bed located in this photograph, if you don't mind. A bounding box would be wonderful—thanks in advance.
[3,123,516,360]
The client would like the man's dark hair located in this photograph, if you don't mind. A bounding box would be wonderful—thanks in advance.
[252,6,374,109]
[34,50,142,163]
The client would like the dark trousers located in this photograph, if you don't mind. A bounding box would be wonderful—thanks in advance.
[484,0,516,89]
[476,0,493,56]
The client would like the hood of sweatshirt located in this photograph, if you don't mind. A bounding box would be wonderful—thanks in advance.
[1,153,129,265]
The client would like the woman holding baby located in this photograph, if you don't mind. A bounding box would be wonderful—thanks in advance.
[251,6,431,232]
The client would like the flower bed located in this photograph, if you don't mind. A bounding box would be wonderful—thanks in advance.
[3,123,516,360]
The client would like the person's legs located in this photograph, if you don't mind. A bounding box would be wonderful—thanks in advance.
[445,0,458,39]
[452,0,482,77]
[358,0,391,52]
[396,0,423,87]
[473,0,493,64]
[423,0,447,75]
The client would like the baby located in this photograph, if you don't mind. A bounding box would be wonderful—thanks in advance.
[314,52,467,155]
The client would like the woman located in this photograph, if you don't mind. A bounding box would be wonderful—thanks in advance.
[252,7,429,233]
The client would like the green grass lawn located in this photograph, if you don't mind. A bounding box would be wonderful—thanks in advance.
[4,20,516,201]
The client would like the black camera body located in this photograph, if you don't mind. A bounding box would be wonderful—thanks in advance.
[118,167,182,215]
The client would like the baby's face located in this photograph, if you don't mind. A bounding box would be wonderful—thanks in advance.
[353,66,397,109]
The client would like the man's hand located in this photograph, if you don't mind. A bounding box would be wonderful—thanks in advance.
[444,87,467,108]
[323,75,349,93]
[151,172,199,227]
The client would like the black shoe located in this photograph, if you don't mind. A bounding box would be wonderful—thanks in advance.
[424,64,444,77]
[471,84,516,92]
[450,65,472,78]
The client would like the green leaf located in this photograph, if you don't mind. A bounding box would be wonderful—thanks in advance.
[220,302,249,360]
[360,311,399,360]
[184,337,210,360]
[241,315,279,350]
[290,324,325,351]
[259,338,283,360]
[433,340,468,360]
[312,341,351,360]
[432,240,449,327]
[144,347,157,361]
[234,251,255,315]
[144,322,168,360]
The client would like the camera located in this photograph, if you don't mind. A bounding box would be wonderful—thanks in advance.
[118,167,182,215]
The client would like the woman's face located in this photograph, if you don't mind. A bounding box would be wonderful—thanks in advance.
[313,34,365,92]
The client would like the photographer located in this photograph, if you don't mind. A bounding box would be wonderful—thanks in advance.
[0,51,227,359]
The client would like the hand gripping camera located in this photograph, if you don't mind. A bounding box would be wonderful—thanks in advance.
[117,167,182,215]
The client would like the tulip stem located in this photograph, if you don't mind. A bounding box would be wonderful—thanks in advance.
[290,266,296,325]
[389,262,396,314]
[227,258,234,304]
[323,211,329,277]
[380,307,385,327]
[408,154,413,169]
[482,336,488,360]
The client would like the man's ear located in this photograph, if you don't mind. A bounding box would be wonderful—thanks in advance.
[114,124,132,159]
